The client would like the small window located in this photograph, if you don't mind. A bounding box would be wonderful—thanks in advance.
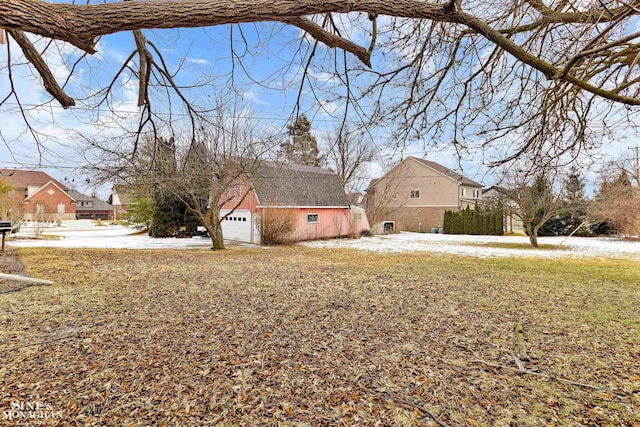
[410,189,421,199]
[473,189,479,198]
[242,217,247,222]
[7,190,14,197]
[36,203,45,214]
[460,187,466,196]
[353,213,362,221]
[307,213,319,223]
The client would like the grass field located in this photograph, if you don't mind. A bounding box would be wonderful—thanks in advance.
[1,247,639,426]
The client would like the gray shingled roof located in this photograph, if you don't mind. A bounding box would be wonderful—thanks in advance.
[410,157,483,187]
[252,162,350,207]
[68,190,113,211]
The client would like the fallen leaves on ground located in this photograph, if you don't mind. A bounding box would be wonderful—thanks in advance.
[0,247,638,426]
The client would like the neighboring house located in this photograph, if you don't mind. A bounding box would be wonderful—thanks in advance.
[365,157,483,233]
[482,185,523,233]
[0,169,76,221]
[111,184,133,220]
[347,192,365,207]
[68,190,113,220]
[220,161,370,244]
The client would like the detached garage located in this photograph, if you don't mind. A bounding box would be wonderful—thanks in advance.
[220,161,371,244]
[220,209,260,244]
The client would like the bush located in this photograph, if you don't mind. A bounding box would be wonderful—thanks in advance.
[360,229,373,237]
[260,208,296,245]
[444,204,504,235]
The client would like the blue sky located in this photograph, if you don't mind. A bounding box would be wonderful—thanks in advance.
[0,12,637,198]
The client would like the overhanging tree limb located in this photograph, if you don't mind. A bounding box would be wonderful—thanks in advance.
[6,29,75,107]
[1,0,638,107]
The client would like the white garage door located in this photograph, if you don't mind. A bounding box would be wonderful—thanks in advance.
[220,209,253,243]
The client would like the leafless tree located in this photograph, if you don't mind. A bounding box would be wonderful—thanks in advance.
[502,171,565,247]
[325,125,376,193]
[2,0,640,167]
[592,168,640,237]
[98,101,276,250]
[0,179,22,227]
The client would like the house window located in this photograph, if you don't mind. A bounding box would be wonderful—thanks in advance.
[353,213,362,221]
[58,203,65,214]
[473,189,480,198]
[307,213,319,223]
[410,189,421,199]
[460,187,466,196]
[36,203,45,214]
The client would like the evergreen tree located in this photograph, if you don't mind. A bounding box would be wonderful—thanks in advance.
[539,166,590,236]
[494,208,504,235]
[149,137,185,237]
[443,211,450,234]
[278,114,324,166]
[562,166,590,235]
[471,203,480,235]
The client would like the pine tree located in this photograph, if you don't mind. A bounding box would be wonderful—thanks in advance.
[471,203,480,235]
[279,114,324,166]
[149,137,185,237]
[462,206,471,234]
[562,165,590,235]
[443,211,450,234]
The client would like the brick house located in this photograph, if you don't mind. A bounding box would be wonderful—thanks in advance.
[110,184,134,220]
[364,157,483,233]
[0,169,77,221]
[0,169,113,221]
[68,190,114,220]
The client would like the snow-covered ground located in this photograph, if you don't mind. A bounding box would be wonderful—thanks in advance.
[8,221,640,260]
[302,232,640,260]
[10,220,214,250]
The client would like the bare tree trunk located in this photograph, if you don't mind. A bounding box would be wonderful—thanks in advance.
[527,225,538,248]
[203,208,225,250]
[211,224,225,250]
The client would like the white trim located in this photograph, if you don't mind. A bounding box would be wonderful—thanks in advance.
[25,181,76,202]
[252,187,261,206]
[258,205,349,209]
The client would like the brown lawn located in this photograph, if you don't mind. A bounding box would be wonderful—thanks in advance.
[1,247,639,426]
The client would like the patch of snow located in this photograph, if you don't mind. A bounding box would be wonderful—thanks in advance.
[10,223,215,250]
[301,232,640,260]
[9,223,640,260]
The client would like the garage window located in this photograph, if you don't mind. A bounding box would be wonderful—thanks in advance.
[307,213,319,223]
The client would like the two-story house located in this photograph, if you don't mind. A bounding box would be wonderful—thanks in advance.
[0,169,112,221]
[365,157,483,233]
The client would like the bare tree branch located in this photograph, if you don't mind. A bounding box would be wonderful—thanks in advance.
[6,30,75,107]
